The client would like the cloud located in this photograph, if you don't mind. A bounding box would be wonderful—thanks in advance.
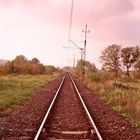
[0,0,13,7]
[94,0,134,22]
[90,0,140,46]
[0,0,140,67]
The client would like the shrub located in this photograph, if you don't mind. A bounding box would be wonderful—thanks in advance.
[86,72,101,82]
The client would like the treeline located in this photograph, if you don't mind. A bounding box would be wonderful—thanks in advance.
[0,55,57,75]
[74,44,140,78]
[100,45,140,77]
[75,59,97,75]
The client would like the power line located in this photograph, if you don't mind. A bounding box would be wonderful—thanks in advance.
[84,0,113,33]
[69,39,83,51]
[68,0,84,59]
[68,0,74,40]
[87,0,100,24]
[68,0,91,75]
[90,0,112,27]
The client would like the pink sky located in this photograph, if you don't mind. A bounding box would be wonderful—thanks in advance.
[0,0,140,68]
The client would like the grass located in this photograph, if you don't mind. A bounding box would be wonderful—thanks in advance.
[0,128,5,139]
[84,72,140,129]
[0,73,59,116]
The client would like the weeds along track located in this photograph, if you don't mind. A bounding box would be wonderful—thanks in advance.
[34,74,102,140]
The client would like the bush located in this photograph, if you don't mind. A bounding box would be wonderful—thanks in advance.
[46,65,56,74]
[86,72,101,82]
[133,71,140,79]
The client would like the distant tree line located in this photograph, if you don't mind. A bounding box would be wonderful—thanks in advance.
[75,59,98,76]
[0,55,57,75]
[100,45,140,77]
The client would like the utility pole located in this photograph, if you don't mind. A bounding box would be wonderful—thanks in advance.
[82,24,90,74]
[73,54,75,70]
[82,24,90,61]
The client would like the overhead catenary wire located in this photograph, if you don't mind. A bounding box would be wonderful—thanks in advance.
[69,0,113,40]
[67,0,86,74]
[68,0,74,40]
[89,0,113,28]
[69,39,83,50]
[87,0,100,24]
[68,0,81,50]
[68,0,91,75]
[68,0,84,60]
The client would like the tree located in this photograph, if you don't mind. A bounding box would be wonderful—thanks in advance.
[0,59,7,66]
[135,58,140,72]
[31,58,40,65]
[75,60,97,75]
[27,61,45,74]
[134,46,140,72]
[85,61,97,72]
[121,47,139,77]
[100,44,121,76]
[12,55,28,73]
[0,55,48,75]
[46,65,56,74]
[4,60,13,73]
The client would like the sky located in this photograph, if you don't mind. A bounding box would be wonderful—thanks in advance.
[0,0,140,68]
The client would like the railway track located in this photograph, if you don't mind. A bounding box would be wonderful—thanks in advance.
[34,74,103,140]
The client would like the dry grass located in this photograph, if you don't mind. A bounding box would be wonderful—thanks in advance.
[0,128,5,139]
[84,72,140,128]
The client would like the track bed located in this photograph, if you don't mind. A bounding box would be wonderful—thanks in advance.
[36,74,101,140]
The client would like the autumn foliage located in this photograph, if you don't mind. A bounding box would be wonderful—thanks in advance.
[100,44,121,76]
[100,45,140,77]
[0,55,54,75]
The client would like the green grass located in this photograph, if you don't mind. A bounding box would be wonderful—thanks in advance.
[0,73,59,116]
[84,72,140,129]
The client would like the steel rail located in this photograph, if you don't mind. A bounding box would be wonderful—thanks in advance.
[34,75,66,140]
[69,74,103,140]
